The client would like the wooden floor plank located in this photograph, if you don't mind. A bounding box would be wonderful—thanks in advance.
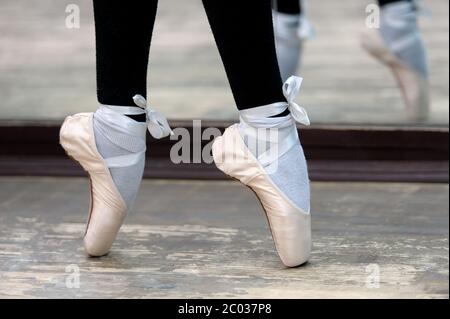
[0,178,448,298]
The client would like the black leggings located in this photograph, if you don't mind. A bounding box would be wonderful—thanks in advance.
[274,0,302,14]
[94,0,285,110]
[275,0,411,15]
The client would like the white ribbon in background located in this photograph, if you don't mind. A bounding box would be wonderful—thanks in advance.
[283,76,310,126]
[133,95,174,139]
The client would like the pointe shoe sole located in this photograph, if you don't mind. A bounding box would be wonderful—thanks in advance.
[60,113,127,257]
[361,28,430,122]
[212,125,311,268]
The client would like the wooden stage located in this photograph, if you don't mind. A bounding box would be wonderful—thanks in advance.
[0,178,448,298]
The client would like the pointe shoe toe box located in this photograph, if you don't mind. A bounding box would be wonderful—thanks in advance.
[83,199,126,257]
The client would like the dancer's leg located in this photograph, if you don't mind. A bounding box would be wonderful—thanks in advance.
[202,0,285,109]
[379,0,410,6]
[94,0,157,106]
[92,0,163,210]
[275,0,302,15]
[204,0,311,267]
[60,0,170,257]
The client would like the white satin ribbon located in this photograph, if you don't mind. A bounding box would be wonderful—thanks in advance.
[283,76,310,126]
[239,76,310,128]
[133,95,174,139]
[96,96,173,168]
[237,76,310,167]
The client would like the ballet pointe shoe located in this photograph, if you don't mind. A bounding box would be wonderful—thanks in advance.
[212,77,312,268]
[60,96,172,257]
[60,113,126,257]
[361,27,430,122]
[212,126,311,267]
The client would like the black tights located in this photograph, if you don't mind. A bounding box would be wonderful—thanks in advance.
[275,0,412,15]
[274,0,302,15]
[94,0,285,111]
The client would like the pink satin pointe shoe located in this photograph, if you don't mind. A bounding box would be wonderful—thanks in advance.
[212,77,312,268]
[60,95,172,257]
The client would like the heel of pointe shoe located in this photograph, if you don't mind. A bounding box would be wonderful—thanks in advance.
[212,128,235,178]
[212,126,261,185]
[60,113,97,169]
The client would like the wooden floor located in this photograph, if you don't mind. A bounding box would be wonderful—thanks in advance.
[0,177,448,299]
[0,0,448,125]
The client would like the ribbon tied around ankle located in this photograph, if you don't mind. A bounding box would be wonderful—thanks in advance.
[283,76,310,126]
[133,95,174,139]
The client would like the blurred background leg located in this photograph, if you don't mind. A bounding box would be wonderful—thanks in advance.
[273,0,314,81]
[362,0,430,122]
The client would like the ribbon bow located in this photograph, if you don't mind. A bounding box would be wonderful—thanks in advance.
[283,76,310,126]
[133,95,174,139]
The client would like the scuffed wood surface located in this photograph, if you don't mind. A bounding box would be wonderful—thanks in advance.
[0,178,448,298]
